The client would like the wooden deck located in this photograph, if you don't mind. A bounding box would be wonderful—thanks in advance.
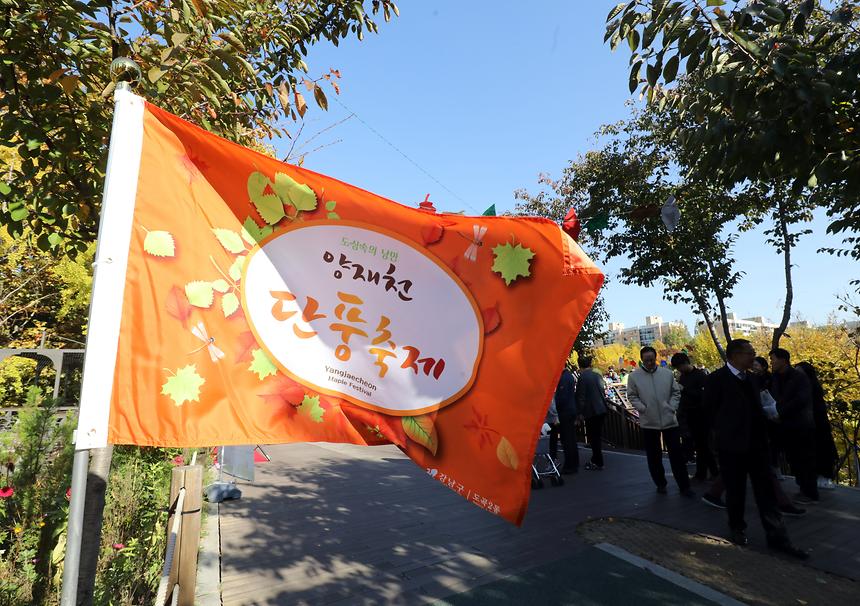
[218,442,860,605]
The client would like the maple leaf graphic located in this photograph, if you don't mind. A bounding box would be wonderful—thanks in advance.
[162,365,205,406]
[298,394,325,423]
[491,241,535,286]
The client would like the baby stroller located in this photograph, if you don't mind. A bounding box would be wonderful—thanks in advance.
[532,392,564,489]
[531,429,564,489]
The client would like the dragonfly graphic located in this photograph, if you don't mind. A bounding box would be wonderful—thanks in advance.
[188,321,225,362]
[463,224,487,262]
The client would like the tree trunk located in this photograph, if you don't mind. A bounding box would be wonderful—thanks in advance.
[692,289,726,362]
[705,260,733,342]
[772,200,794,350]
[76,444,114,605]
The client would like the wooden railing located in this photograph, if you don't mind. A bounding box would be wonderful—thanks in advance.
[155,464,203,606]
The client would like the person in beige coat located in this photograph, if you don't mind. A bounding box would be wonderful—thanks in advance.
[627,346,694,497]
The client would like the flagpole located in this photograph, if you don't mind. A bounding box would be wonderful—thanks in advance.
[61,61,145,606]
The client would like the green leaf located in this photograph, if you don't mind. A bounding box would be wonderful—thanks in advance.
[148,66,166,83]
[240,217,272,245]
[249,348,277,380]
[807,172,818,188]
[247,171,286,224]
[402,415,438,455]
[627,28,640,52]
[607,2,626,22]
[143,230,175,257]
[221,292,240,317]
[706,0,725,6]
[161,365,205,406]
[0,182,10,196]
[629,61,642,93]
[327,212,340,220]
[298,394,325,423]
[229,255,246,281]
[646,63,660,87]
[762,6,785,23]
[211,279,230,293]
[185,281,214,308]
[212,228,245,254]
[492,241,535,286]
[325,200,337,211]
[663,55,679,83]
[272,172,317,212]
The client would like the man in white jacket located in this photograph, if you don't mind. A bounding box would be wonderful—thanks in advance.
[628,346,695,497]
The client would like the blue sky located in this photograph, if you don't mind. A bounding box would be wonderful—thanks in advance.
[280,1,855,332]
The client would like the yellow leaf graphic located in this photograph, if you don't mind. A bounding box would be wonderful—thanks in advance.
[402,415,438,456]
[496,436,519,470]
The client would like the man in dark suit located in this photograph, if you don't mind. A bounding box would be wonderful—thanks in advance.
[769,348,819,504]
[703,338,807,559]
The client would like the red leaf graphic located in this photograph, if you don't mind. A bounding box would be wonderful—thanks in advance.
[165,285,192,327]
[236,331,258,363]
[482,304,501,335]
[258,375,305,417]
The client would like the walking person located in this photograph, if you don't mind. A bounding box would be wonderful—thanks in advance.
[576,355,608,470]
[627,346,695,497]
[704,338,807,558]
[795,361,839,490]
[769,348,820,504]
[671,352,718,481]
[556,362,579,475]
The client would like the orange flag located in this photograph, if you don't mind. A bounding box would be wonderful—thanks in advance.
[80,94,602,525]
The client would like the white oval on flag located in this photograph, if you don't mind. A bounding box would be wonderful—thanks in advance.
[242,221,483,416]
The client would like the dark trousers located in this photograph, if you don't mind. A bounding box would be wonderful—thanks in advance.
[686,408,719,479]
[584,414,606,467]
[718,449,788,544]
[559,414,579,472]
[548,422,560,459]
[783,428,819,500]
[642,426,690,491]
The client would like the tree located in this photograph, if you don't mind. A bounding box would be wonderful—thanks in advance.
[0,226,92,348]
[604,0,860,262]
[663,323,692,349]
[1,0,399,255]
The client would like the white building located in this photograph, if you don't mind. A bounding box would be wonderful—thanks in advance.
[604,316,687,346]
[695,312,778,339]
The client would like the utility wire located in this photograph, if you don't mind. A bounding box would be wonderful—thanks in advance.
[330,95,483,215]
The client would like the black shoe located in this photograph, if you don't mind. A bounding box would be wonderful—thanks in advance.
[656,485,668,494]
[768,541,810,560]
[778,504,807,517]
[729,530,749,546]
[680,489,696,498]
[584,462,604,471]
[702,494,727,509]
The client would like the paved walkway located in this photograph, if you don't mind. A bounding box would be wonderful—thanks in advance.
[217,442,860,604]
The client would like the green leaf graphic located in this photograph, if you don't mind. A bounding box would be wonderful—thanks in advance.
[491,241,535,286]
[273,172,317,212]
[229,255,246,282]
[327,212,340,220]
[325,200,337,211]
[161,364,205,406]
[249,348,277,380]
[247,171,285,224]
[221,292,240,317]
[402,415,438,455]
[241,217,272,245]
[298,394,325,423]
[211,279,230,293]
[143,230,175,257]
[185,281,214,308]
[212,228,245,254]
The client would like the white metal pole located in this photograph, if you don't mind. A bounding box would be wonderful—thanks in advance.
[60,80,145,605]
